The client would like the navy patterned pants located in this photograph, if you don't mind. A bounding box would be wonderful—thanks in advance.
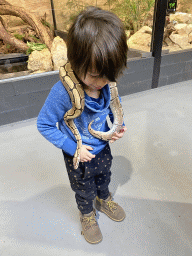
[62,143,113,214]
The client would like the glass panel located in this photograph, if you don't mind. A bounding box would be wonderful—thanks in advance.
[1,0,192,80]
[109,0,155,55]
[54,0,156,58]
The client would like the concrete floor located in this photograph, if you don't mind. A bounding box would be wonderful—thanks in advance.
[0,80,192,256]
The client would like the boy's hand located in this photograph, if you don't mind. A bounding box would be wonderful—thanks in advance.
[110,126,127,144]
[80,145,96,162]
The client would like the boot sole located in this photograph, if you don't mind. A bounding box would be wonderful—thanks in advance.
[81,231,103,244]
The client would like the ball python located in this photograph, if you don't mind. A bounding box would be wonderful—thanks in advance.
[59,60,124,169]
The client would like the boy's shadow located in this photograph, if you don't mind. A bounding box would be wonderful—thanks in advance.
[109,155,132,195]
[93,155,132,219]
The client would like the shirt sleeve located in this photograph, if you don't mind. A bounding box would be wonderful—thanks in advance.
[36,82,77,156]
[108,95,125,126]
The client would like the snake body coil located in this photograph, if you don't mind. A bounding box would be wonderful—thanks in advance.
[59,61,124,169]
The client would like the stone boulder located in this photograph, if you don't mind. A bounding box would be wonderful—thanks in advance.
[169,34,191,49]
[27,36,68,74]
[127,26,152,52]
[51,36,67,71]
[27,48,53,74]
[174,24,192,35]
[170,12,192,24]
[166,22,192,50]
[128,12,192,53]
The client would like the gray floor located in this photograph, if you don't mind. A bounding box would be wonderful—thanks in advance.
[0,80,192,256]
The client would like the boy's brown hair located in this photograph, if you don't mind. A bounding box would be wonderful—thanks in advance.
[67,6,128,82]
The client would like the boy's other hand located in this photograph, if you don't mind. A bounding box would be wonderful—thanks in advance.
[80,145,96,162]
[110,126,127,144]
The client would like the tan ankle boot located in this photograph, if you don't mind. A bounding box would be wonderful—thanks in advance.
[95,192,126,221]
[80,208,103,244]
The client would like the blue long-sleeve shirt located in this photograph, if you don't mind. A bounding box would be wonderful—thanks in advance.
[37,80,125,156]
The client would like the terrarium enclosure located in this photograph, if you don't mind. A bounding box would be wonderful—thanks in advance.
[1,0,192,126]
[0,0,192,79]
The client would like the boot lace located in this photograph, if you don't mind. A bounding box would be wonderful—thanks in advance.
[83,214,97,230]
[107,200,118,213]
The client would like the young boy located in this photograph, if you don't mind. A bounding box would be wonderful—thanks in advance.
[37,6,128,244]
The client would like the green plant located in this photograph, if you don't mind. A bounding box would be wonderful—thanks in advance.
[14,33,40,42]
[14,33,24,40]
[65,0,155,33]
[105,0,155,32]
[66,0,91,25]
[26,42,47,55]
[6,44,11,49]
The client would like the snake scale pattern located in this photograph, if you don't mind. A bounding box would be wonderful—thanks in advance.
[59,60,124,169]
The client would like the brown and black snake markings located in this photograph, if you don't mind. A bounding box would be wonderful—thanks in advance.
[59,60,124,169]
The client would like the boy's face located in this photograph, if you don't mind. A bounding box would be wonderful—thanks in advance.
[79,69,109,91]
